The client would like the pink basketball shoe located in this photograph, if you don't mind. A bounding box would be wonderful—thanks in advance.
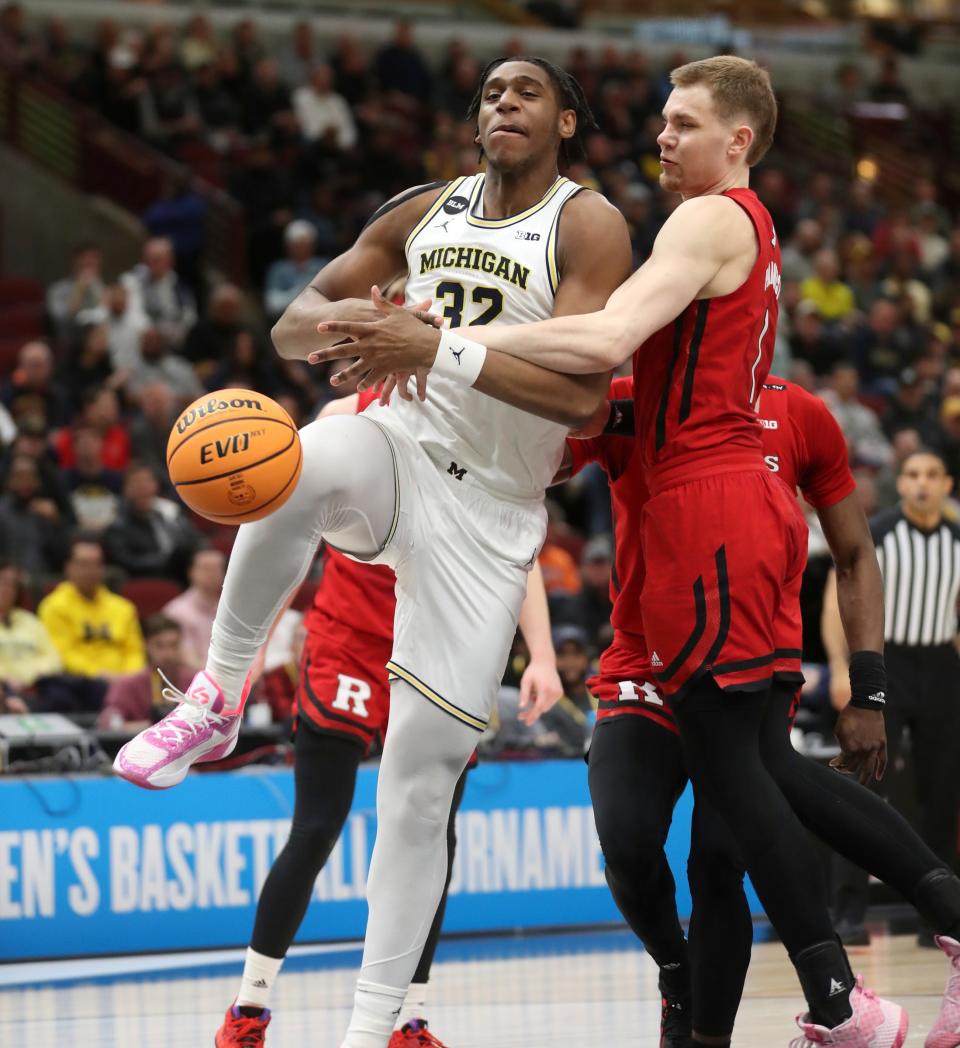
[926,936,960,1048]
[789,976,908,1047]
[113,670,247,790]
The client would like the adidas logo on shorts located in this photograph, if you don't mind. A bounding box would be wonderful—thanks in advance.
[651,652,663,669]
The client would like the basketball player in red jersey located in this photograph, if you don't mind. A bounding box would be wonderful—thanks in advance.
[563,377,960,1046]
[215,390,564,1048]
[313,55,910,1045]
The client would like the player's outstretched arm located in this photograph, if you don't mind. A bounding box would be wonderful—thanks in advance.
[818,493,887,783]
[271,183,445,361]
[517,560,563,725]
[456,194,750,373]
[469,192,633,425]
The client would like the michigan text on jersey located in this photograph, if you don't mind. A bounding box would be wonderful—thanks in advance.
[418,246,531,290]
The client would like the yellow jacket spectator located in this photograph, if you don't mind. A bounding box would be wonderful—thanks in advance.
[38,537,145,679]
[0,561,61,692]
[800,248,856,321]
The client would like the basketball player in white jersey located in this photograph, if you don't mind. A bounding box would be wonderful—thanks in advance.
[115,57,632,1048]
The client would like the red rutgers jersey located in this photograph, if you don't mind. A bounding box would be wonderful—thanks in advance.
[757,380,856,511]
[632,188,780,493]
[569,373,854,725]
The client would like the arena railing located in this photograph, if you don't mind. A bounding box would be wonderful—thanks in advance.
[0,63,247,286]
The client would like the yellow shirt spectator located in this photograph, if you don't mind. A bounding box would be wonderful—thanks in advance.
[0,608,62,688]
[39,582,144,678]
[801,248,856,320]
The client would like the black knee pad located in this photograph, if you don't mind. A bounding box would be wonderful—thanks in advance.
[914,867,960,936]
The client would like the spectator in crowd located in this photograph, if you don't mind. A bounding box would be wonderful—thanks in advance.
[820,363,894,468]
[852,297,924,391]
[0,453,66,576]
[205,328,280,396]
[567,535,615,652]
[293,63,357,149]
[121,237,197,348]
[179,14,216,72]
[0,416,69,515]
[61,424,123,532]
[800,248,856,321]
[264,220,325,320]
[1,341,70,428]
[869,55,912,107]
[882,368,939,445]
[77,282,150,373]
[128,380,178,484]
[183,281,247,376]
[46,244,105,342]
[330,33,372,106]
[876,427,922,508]
[789,300,845,376]
[105,463,199,581]
[55,387,130,472]
[539,502,583,596]
[279,20,317,85]
[98,614,193,730]
[192,56,240,143]
[37,535,144,713]
[242,57,296,140]
[227,135,297,286]
[60,322,120,406]
[162,545,225,670]
[538,625,595,756]
[375,21,432,103]
[780,219,823,283]
[142,171,208,298]
[128,326,204,403]
[0,559,61,708]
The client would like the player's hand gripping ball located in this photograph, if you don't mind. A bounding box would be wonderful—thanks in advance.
[167,389,302,524]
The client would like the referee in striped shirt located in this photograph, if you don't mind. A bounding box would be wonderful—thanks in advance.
[825,449,960,945]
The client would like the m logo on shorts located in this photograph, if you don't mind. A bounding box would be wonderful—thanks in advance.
[331,674,372,718]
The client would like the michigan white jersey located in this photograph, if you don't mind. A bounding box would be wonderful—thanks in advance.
[365,172,584,503]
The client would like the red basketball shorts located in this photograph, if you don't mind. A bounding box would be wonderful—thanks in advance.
[589,631,678,735]
[295,610,391,755]
[640,468,807,698]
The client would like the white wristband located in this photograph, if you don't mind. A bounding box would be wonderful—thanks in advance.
[432,328,488,386]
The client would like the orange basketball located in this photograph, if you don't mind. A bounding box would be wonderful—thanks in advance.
[167,389,302,525]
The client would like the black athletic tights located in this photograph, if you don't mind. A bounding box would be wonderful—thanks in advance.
[590,679,955,1037]
[252,723,467,983]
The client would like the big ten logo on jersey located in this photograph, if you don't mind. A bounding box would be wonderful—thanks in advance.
[617,679,663,707]
[330,674,371,718]
[515,229,541,241]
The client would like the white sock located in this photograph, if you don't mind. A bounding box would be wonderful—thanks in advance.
[204,656,250,714]
[397,981,428,1028]
[237,946,284,1010]
[341,979,406,1048]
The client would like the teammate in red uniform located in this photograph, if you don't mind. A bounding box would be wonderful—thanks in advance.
[215,390,563,1048]
[313,55,910,1044]
[564,376,960,1046]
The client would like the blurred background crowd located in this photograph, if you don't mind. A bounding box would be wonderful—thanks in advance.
[0,1,959,770]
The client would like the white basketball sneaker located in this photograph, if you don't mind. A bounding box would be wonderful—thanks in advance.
[113,670,248,790]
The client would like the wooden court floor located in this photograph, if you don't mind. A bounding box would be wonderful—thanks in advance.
[0,930,950,1047]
